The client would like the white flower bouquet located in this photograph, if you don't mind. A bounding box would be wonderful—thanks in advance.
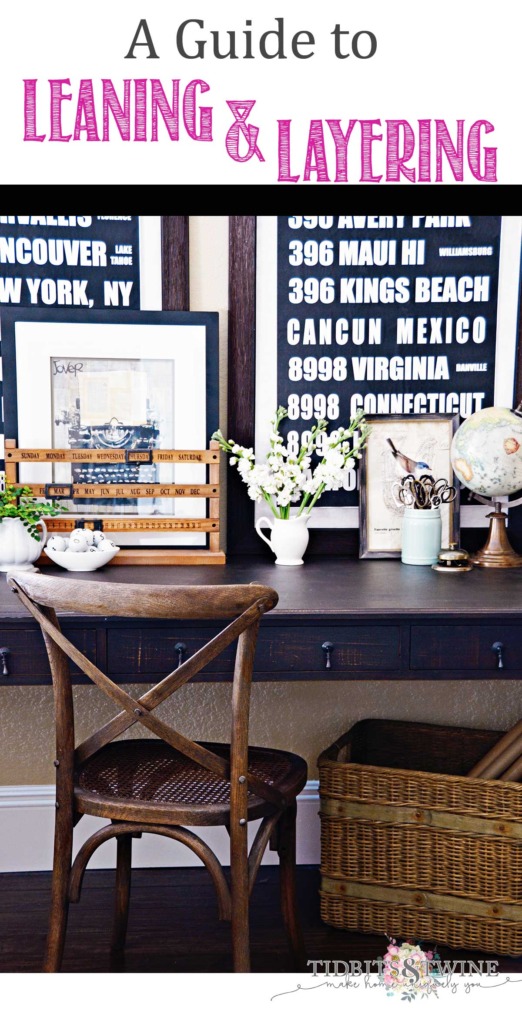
[212,406,370,519]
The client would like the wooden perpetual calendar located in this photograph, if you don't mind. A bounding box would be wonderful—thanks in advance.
[4,439,225,566]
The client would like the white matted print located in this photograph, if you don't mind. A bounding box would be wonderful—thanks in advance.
[3,313,218,547]
[50,352,176,518]
[359,415,459,558]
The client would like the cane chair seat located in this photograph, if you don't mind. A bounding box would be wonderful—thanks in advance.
[75,739,307,825]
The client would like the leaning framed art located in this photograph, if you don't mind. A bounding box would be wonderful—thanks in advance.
[359,414,459,558]
[252,214,522,544]
[0,308,219,556]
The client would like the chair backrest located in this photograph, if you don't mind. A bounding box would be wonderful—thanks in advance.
[8,571,280,807]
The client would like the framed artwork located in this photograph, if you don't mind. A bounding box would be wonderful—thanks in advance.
[0,216,164,311]
[0,308,219,548]
[227,214,522,555]
[359,414,459,558]
[0,215,189,471]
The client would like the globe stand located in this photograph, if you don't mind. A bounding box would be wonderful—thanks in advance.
[452,401,522,568]
[469,498,522,569]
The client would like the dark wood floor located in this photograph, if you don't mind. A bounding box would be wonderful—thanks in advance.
[0,866,520,973]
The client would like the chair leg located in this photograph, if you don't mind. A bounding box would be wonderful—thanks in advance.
[111,833,133,954]
[230,824,250,972]
[43,806,74,972]
[276,801,307,971]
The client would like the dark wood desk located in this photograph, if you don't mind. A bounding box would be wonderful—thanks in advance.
[1,558,521,684]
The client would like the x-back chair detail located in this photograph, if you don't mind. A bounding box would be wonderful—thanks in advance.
[8,572,307,973]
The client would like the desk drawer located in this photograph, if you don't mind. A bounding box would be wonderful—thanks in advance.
[108,628,236,680]
[0,627,98,684]
[107,624,402,681]
[255,626,401,677]
[410,622,521,674]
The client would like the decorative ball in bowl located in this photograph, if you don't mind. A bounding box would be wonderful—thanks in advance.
[44,530,119,571]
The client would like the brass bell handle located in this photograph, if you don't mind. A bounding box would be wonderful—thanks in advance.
[174,642,187,667]
[492,641,504,670]
[322,641,334,670]
[0,647,10,676]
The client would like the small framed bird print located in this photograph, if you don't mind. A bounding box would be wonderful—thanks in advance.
[359,414,459,558]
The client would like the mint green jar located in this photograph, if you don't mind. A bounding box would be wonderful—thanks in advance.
[401,506,442,566]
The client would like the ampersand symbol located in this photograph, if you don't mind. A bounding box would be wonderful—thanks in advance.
[225,100,265,163]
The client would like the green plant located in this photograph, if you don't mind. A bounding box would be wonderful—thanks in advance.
[0,484,66,540]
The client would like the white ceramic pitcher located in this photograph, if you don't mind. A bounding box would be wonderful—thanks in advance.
[255,514,310,566]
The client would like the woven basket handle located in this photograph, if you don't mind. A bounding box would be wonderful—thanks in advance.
[318,730,354,766]
[468,718,522,780]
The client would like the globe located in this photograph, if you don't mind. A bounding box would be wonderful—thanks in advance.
[451,405,522,498]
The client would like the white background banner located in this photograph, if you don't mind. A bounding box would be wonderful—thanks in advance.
[0,0,520,185]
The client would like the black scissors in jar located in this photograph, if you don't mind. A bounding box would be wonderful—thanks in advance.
[392,474,457,510]
[418,475,457,507]
[392,474,432,508]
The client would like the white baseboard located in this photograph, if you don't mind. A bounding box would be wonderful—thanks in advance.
[0,781,320,872]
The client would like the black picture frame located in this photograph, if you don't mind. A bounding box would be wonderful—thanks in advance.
[1,307,219,548]
[228,215,522,557]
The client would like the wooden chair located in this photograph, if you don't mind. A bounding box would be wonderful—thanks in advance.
[8,572,307,973]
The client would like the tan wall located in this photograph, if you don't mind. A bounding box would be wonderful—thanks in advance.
[1,677,522,786]
[1,216,520,787]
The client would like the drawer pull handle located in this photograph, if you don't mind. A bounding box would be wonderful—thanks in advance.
[174,642,187,667]
[0,647,10,676]
[492,641,504,670]
[322,641,334,670]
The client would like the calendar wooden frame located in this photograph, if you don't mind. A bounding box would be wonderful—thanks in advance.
[4,439,224,565]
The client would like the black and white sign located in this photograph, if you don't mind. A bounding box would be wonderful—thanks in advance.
[256,216,522,527]
[0,215,140,309]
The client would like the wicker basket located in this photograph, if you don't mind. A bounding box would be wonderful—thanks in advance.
[318,719,522,957]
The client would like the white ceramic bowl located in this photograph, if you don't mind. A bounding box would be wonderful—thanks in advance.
[44,545,120,572]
